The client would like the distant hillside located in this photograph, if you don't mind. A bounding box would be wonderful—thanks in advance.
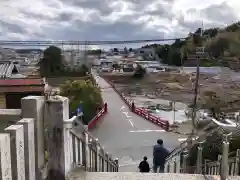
[144,21,240,70]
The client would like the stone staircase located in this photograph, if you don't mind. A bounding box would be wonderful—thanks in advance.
[68,171,240,180]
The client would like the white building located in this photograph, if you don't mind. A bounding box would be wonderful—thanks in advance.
[0,47,17,61]
[62,50,86,67]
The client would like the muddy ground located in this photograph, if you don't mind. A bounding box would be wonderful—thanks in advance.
[102,72,240,112]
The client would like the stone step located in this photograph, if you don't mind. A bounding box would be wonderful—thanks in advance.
[68,171,240,180]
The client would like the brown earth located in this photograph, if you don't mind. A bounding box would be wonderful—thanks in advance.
[102,72,240,112]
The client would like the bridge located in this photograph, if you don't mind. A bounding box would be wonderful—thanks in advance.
[90,73,186,171]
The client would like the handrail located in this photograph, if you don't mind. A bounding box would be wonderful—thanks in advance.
[166,141,187,161]
[70,116,118,171]
[204,150,238,167]
[166,124,221,161]
[88,104,107,129]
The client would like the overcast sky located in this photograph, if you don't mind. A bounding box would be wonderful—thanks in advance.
[0,0,239,49]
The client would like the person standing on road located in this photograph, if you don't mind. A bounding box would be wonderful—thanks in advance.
[153,139,170,173]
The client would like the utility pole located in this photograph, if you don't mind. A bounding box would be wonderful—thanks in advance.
[191,23,204,134]
[173,101,176,123]
[187,23,204,154]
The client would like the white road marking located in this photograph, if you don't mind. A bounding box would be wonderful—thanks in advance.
[178,138,187,142]
[120,106,134,127]
[123,111,131,118]
[127,119,134,127]
[129,129,165,133]
[120,106,125,110]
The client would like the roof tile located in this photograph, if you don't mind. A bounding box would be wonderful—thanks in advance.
[0,78,44,86]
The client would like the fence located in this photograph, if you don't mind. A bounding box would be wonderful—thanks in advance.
[107,80,170,131]
[0,96,117,180]
[165,133,240,179]
[88,103,108,129]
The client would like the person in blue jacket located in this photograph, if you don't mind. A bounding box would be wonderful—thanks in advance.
[153,139,170,173]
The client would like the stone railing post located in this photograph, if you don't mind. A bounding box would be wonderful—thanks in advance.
[85,133,90,171]
[5,125,25,180]
[166,163,170,173]
[64,118,74,170]
[196,141,204,174]
[176,153,181,173]
[21,96,45,180]
[114,158,119,172]
[174,159,177,173]
[104,153,108,172]
[0,133,12,180]
[234,149,240,175]
[204,159,208,174]
[217,154,222,174]
[182,150,188,173]
[107,154,112,172]
[220,133,231,180]
[45,96,71,180]
[17,118,35,180]
[169,160,174,172]
[95,139,100,172]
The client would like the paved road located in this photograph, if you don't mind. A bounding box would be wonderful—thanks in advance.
[90,74,186,172]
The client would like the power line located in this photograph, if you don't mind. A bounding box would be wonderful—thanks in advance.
[0,37,186,46]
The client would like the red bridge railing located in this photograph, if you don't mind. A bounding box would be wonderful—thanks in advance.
[108,80,170,131]
[88,103,108,129]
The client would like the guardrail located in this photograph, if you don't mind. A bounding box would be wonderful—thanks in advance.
[134,107,170,131]
[107,80,170,131]
[88,103,108,129]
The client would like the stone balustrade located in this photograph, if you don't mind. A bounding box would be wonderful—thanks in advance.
[165,133,240,179]
[0,95,118,180]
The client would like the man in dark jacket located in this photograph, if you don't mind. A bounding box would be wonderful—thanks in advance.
[153,139,170,173]
[138,156,150,173]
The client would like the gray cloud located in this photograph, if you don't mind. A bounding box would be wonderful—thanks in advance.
[0,20,27,34]
[201,2,238,25]
[0,0,239,46]
[56,12,73,22]
[60,0,113,16]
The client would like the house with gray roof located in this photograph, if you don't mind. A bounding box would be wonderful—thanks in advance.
[0,61,26,78]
